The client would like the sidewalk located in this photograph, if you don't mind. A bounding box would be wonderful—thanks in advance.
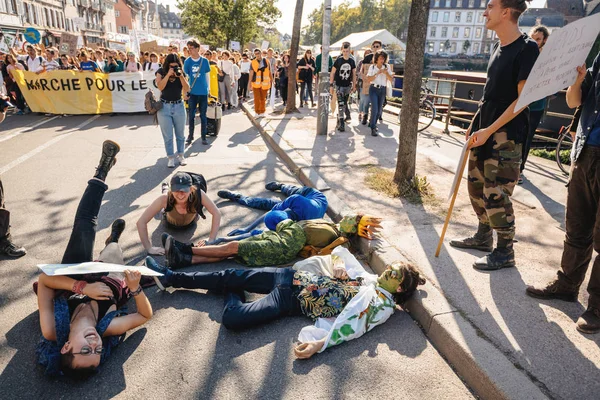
[240,96,600,400]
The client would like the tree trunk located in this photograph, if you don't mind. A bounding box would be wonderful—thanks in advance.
[286,0,304,113]
[394,0,430,183]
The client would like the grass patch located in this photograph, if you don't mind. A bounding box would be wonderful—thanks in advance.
[530,148,571,165]
[364,166,435,204]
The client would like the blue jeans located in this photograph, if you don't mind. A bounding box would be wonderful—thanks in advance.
[369,86,386,129]
[359,92,371,115]
[157,101,186,157]
[168,267,300,330]
[235,184,319,211]
[187,94,208,140]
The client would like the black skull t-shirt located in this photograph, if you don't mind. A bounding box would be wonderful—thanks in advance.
[333,56,356,87]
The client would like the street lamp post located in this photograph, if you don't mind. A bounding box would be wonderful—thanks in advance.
[316,0,331,135]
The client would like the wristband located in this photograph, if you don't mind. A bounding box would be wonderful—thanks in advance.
[72,280,87,295]
[131,286,143,297]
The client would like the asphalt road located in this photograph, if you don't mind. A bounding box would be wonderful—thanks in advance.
[0,109,473,399]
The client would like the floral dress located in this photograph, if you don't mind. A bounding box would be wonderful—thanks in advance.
[293,271,362,319]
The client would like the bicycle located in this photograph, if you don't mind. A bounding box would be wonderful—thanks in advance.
[397,81,437,132]
[555,124,574,175]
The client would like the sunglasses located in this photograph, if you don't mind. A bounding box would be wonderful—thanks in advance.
[73,346,103,356]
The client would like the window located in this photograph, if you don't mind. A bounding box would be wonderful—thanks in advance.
[5,0,17,14]
[477,12,484,23]
[51,9,56,27]
[162,22,166,27]
[22,3,29,22]
[467,12,473,22]
[430,27,436,37]
[464,27,471,37]
[170,22,173,27]
[119,25,128,33]
[484,43,491,53]
[443,12,449,22]
[434,0,440,7]
[450,42,457,53]
[482,0,486,7]
[457,0,463,6]
[441,27,448,37]
[428,42,435,53]
[440,42,445,52]
[176,23,180,28]
[108,22,112,31]
[455,12,461,22]
[445,0,451,7]
[473,42,480,53]
[486,29,493,39]
[432,11,438,22]
[115,10,120,17]
[475,27,482,38]
[452,27,459,38]
[469,0,474,7]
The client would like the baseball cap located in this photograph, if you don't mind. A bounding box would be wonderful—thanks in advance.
[170,172,192,192]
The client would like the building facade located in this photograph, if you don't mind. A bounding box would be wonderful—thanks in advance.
[158,4,182,41]
[426,0,496,56]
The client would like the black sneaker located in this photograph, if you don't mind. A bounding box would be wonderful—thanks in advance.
[145,256,172,291]
[161,232,193,255]
[362,115,368,125]
[371,128,378,137]
[105,219,125,246]
[473,247,516,271]
[449,231,493,252]
[217,190,242,201]
[94,140,120,181]
[338,122,345,132]
[164,234,193,270]
[0,240,26,258]
[577,307,600,334]
[202,139,208,145]
[265,181,283,191]
[186,136,194,146]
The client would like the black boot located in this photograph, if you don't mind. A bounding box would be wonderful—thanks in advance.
[94,140,120,181]
[362,114,368,125]
[164,234,193,269]
[472,247,516,271]
[0,237,26,258]
[265,181,283,191]
[186,135,194,146]
[449,223,493,252]
[338,120,345,132]
[105,219,125,245]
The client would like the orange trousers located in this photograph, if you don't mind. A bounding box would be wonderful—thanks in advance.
[253,88,268,114]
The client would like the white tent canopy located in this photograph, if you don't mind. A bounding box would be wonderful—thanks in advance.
[330,29,406,51]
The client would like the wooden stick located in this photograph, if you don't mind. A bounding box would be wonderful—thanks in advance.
[435,147,470,257]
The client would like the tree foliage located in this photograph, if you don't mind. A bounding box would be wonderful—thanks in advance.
[301,0,411,45]
[178,0,281,48]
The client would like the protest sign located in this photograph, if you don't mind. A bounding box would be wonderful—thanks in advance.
[0,33,16,54]
[108,41,127,52]
[38,262,162,276]
[12,70,160,114]
[24,27,41,44]
[516,13,600,110]
[60,32,79,57]
[140,40,158,53]
[231,41,240,51]
[261,40,269,50]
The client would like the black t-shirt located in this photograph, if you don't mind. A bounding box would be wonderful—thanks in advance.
[476,34,538,149]
[363,53,374,65]
[278,65,288,84]
[298,57,315,81]
[333,56,356,87]
[156,68,183,102]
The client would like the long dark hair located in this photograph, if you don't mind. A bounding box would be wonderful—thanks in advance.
[166,186,199,214]
[161,53,182,75]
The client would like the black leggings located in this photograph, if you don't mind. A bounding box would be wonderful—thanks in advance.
[61,179,107,264]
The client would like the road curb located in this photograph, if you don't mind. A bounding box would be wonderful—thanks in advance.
[240,102,548,400]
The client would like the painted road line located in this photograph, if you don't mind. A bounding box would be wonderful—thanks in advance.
[0,115,60,144]
[0,115,101,175]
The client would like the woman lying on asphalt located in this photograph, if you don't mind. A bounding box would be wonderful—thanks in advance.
[145,248,425,359]
[160,211,382,269]
[35,141,153,378]
[136,171,221,256]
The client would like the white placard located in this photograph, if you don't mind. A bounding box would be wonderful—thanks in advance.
[38,262,163,276]
[0,34,15,54]
[516,13,600,110]
[261,40,269,50]
[231,41,240,51]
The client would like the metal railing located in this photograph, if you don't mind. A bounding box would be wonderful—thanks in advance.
[387,75,574,140]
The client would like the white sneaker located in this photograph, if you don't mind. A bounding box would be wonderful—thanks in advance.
[167,157,175,168]
[177,154,187,166]
[255,113,263,119]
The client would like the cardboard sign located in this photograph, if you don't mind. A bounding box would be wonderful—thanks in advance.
[0,34,16,54]
[516,13,600,110]
[60,32,79,57]
[140,40,158,53]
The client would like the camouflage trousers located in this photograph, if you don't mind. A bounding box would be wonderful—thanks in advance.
[467,131,522,242]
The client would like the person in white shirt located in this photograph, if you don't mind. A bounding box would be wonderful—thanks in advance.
[238,53,251,100]
[12,45,45,73]
[230,57,241,108]
[42,49,60,72]
[366,50,393,136]
[94,49,105,71]
[143,53,161,73]
[218,51,234,109]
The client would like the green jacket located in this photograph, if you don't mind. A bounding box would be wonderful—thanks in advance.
[315,54,333,74]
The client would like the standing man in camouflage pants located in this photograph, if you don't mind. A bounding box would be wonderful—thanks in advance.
[449,0,538,270]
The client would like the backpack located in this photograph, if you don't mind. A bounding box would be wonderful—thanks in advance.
[144,89,163,115]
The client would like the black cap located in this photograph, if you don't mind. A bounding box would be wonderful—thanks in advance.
[170,172,192,192]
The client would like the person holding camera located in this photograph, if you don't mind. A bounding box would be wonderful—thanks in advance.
[365,50,393,137]
[156,53,190,168]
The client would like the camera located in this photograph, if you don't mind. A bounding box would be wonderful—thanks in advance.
[173,66,182,77]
